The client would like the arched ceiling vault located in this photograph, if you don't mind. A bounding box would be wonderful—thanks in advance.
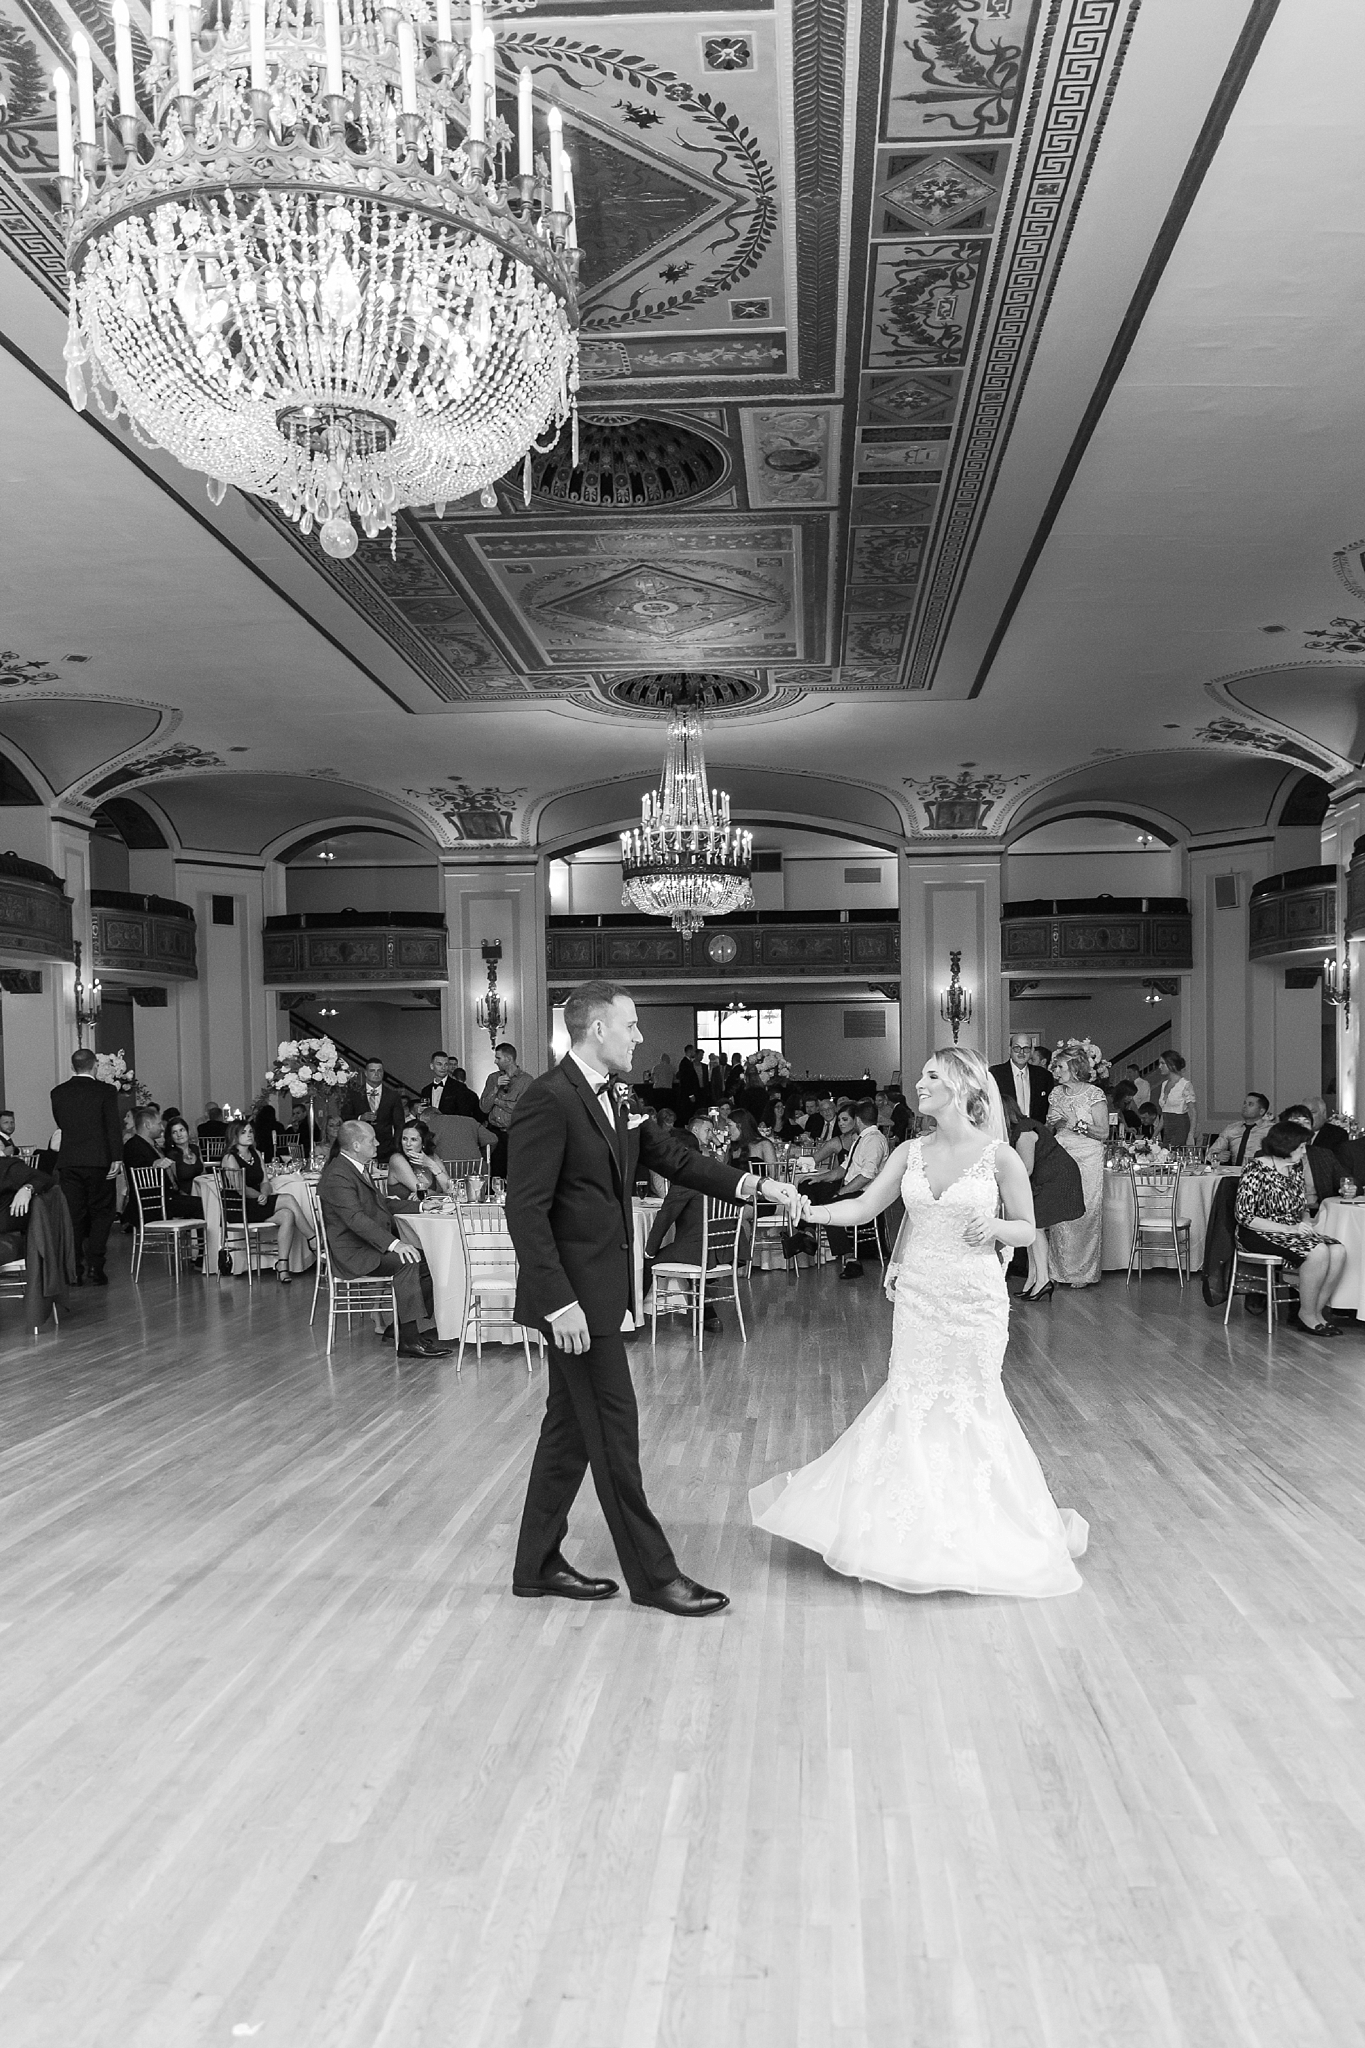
[0,0,1358,853]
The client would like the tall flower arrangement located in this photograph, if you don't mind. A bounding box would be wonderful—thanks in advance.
[263,1037,355,1159]
[751,1047,791,1087]
[1056,1035,1110,1079]
[94,1049,154,1106]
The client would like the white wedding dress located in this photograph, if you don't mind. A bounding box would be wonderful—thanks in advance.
[750,1139,1088,1597]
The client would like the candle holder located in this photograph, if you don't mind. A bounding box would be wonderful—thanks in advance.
[249,84,271,135]
[78,140,99,176]
[117,112,139,154]
[326,91,348,134]
[435,38,457,75]
[399,109,422,148]
[176,93,198,138]
[378,4,399,44]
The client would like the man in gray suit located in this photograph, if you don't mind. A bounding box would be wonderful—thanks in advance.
[317,1120,452,1358]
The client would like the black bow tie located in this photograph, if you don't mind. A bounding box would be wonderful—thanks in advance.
[594,1079,612,1097]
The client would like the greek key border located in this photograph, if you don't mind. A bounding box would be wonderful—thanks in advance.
[901,0,1132,690]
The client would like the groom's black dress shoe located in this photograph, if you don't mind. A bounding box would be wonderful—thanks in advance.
[513,1558,620,1601]
[631,1574,730,1618]
[781,1228,818,1260]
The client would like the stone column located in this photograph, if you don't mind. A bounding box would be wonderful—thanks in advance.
[169,858,275,1119]
[1323,785,1365,1119]
[440,853,548,1093]
[899,847,1004,1080]
[0,817,86,1140]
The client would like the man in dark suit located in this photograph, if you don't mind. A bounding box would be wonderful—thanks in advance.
[419,1051,480,1120]
[675,1045,702,1114]
[989,1041,1054,1125]
[50,1046,122,1283]
[317,1120,452,1357]
[1282,1104,1344,1206]
[197,1103,228,1141]
[339,1058,407,1159]
[507,980,801,1616]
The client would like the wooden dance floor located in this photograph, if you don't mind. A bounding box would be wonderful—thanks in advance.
[3,1260,1365,2047]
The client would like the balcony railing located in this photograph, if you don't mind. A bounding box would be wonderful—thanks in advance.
[1000,896,1192,974]
[91,889,197,981]
[0,852,75,965]
[1345,840,1365,942]
[1248,866,1336,962]
[262,911,448,987]
[547,911,899,983]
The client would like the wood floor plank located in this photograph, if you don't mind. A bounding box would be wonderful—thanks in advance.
[4,1259,1365,2045]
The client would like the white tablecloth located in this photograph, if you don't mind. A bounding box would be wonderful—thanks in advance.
[1101,1167,1237,1273]
[195,1169,318,1277]
[1320,1198,1365,1319]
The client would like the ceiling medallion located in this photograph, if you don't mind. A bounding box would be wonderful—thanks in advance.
[53,0,583,559]
[620,682,753,939]
[524,413,726,509]
[602,671,761,713]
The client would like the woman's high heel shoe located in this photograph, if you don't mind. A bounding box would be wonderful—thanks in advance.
[1021,1281,1055,1301]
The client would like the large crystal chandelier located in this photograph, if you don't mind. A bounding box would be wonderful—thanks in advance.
[53,0,581,558]
[620,697,753,939]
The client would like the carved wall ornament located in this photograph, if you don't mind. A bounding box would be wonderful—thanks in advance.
[905,762,1025,830]
[406,778,525,840]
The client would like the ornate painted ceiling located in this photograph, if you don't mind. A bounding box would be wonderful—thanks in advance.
[0,0,1361,855]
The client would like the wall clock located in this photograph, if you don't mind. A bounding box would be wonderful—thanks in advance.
[704,931,739,966]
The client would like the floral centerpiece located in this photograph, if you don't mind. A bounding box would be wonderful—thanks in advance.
[94,1049,154,1107]
[263,1037,354,1159]
[1055,1035,1110,1080]
[751,1047,791,1087]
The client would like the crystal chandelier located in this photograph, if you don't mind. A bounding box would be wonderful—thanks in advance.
[53,0,581,558]
[620,698,753,939]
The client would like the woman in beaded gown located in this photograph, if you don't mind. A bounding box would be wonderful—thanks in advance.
[750,1048,1087,1599]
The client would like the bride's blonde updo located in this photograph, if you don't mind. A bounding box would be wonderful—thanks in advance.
[933,1045,995,1129]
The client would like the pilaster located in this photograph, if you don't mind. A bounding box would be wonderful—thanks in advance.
[440,853,549,1090]
[899,848,1004,1081]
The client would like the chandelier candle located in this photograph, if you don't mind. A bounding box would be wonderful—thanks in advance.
[53,68,74,182]
[621,702,754,939]
[54,0,582,558]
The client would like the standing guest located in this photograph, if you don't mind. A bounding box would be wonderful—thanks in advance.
[420,1051,470,1117]
[442,1064,482,1120]
[1002,1098,1084,1300]
[1045,1049,1109,1287]
[1124,1062,1151,1109]
[886,1085,912,1146]
[318,1120,452,1356]
[651,1049,674,1099]
[674,1044,702,1113]
[387,1120,457,1201]
[50,1047,121,1285]
[989,1038,1054,1124]
[221,1119,311,1282]
[1208,1093,1274,1166]
[506,980,800,1615]
[1280,1103,1344,1207]
[1234,1122,1346,1337]
[479,1042,532,1181]
[339,1058,406,1159]
[1157,1052,1196,1150]
[1111,1079,1143,1132]
[197,1102,229,1142]
[705,1053,727,1103]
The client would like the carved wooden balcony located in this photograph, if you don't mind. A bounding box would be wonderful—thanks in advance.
[1000,897,1192,974]
[547,912,900,984]
[1345,841,1365,942]
[262,912,448,988]
[0,853,75,966]
[1248,867,1337,962]
[91,890,197,982]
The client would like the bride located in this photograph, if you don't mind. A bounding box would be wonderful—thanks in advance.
[750,1047,1088,1598]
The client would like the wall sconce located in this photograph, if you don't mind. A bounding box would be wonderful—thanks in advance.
[1141,978,1177,1007]
[475,940,505,1048]
[73,937,102,1046]
[939,950,972,1043]
[1324,953,1351,1026]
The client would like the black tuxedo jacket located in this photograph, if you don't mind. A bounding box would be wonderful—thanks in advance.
[507,1060,747,1335]
[338,1080,406,1158]
[989,1061,1054,1123]
[422,1076,482,1120]
[675,1057,701,1103]
[50,1075,122,1171]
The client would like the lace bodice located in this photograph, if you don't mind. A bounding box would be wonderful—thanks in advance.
[896,1137,1002,1267]
[884,1138,1008,1408]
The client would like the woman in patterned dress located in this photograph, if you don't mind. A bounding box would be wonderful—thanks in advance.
[1044,1050,1109,1287]
[1235,1120,1346,1337]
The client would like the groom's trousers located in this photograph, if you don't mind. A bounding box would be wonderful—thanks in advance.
[514,1332,677,1598]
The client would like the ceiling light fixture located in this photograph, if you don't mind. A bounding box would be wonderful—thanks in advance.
[53,0,582,560]
[620,686,753,939]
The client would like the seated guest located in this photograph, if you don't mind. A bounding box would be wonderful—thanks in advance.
[811,1098,849,1169]
[726,1105,778,1174]
[163,1117,205,1205]
[1234,1120,1346,1336]
[783,1101,886,1278]
[642,1118,727,1334]
[318,1119,452,1357]
[0,1146,57,1262]
[388,1119,457,1201]
[1208,1092,1274,1166]
[1281,1103,1343,1206]
[1136,1102,1163,1137]
[1111,1079,1144,1133]
[197,1102,228,1141]
[123,1105,203,1222]
[0,1144,74,1320]
[0,1109,16,1147]
[220,1119,311,1281]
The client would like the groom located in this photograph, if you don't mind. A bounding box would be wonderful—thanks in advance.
[507,980,802,1617]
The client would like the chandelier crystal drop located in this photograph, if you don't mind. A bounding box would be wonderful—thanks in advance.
[620,702,753,939]
[54,0,582,556]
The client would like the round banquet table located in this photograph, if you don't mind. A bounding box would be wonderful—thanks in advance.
[395,1197,669,1345]
[1319,1197,1365,1319]
[1100,1165,1238,1274]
